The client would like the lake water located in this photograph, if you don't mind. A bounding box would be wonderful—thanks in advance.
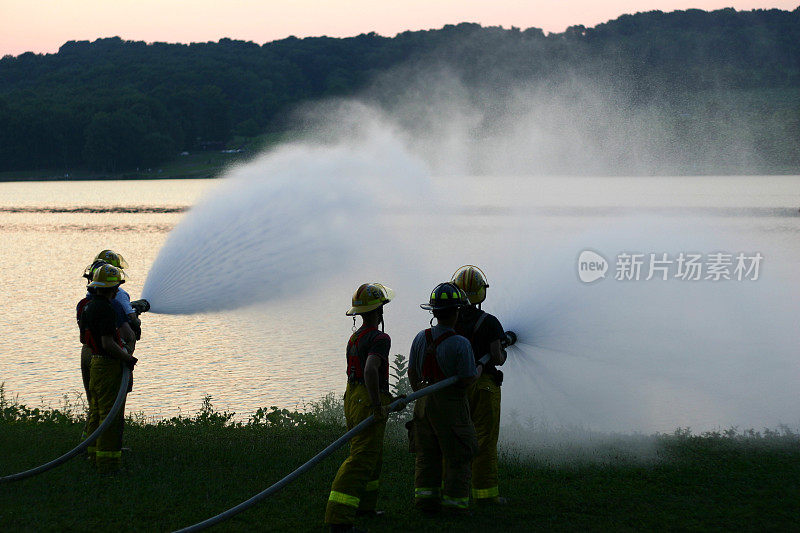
[1,176,799,429]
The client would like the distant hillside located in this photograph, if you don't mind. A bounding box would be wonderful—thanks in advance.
[0,7,798,176]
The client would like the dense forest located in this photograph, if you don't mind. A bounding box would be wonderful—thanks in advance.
[0,7,798,176]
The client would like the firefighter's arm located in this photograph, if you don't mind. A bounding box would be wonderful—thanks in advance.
[408,366,421,392]
[101,335,137,367]
[489,339,507,366]
[365,354,390,421]
[364,354,383,407]
[119,322,136,353]
[459,343,480,386]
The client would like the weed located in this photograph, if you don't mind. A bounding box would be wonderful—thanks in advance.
[389,353,413,422]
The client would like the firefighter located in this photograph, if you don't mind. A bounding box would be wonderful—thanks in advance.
[93,249,141,338]
[408,282,479,514]
[325,283,395,532]
[78,254,137,457]
[79,264,138,473]
[451,265,508,504]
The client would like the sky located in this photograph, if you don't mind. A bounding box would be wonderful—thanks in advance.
[1,0,798,57]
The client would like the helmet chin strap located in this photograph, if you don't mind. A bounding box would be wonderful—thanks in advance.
[352,316,357,332]
[429,316,435,327]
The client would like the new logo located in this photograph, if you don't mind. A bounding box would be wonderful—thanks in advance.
[577,250,608,283]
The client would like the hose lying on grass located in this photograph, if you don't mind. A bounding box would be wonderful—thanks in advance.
[174,354,492,533]
[0,367,131,483]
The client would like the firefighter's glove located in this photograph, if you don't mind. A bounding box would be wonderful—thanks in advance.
[372,404,390,422]
[126,355,138,370]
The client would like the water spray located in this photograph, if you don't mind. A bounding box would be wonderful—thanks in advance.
[492,216,800,434]
[140,135,429,315]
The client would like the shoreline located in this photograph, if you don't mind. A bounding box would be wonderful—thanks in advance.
[3,169,800,183]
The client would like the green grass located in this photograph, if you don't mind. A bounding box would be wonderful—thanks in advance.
[2,387,799,532]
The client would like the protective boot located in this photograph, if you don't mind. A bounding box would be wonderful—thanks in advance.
[329,524,367,533]
[355,510,385,518]
[477,496,509,505]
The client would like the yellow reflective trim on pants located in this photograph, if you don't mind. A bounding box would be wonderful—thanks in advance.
[328,491,360,508]
[442,495,469,509]
[472,486,500,499]
[95,450,121,459]
[365,479,379,492]
[414,487,441,499]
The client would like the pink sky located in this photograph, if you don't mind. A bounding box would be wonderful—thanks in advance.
[1,0,797,57]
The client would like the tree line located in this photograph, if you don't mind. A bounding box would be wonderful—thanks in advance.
[0,7,797,174]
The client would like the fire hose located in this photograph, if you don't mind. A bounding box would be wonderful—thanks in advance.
[174,330,517,533]
[0,366,132,483]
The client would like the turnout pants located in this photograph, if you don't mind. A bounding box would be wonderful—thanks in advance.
[80,345,95,455]
[325,383,390,525]
[86,356,126,473]
[468,374,502,500]
[413,386,478,512]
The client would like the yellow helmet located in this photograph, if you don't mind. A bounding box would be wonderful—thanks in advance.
[451,265,489,305]
[346,283,394,316]
[88,264,126,288]
[94,249,128,269]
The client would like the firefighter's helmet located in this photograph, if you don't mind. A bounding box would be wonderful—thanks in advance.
[88,264,126,289]
[346,283,394,316]
[94,250,128,269]
[451,265,489,305]
[83,259,108,281]
[420,282,469,311]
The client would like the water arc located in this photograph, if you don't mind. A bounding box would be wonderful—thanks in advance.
[141,137,429,315]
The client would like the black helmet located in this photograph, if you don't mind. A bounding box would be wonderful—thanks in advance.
[420,282,469,311]
[83,259,109,281]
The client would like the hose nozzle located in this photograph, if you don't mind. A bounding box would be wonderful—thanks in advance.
[130,299,150,315]
[502,331,517,348]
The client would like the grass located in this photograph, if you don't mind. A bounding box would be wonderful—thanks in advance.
[2,383,799,532]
